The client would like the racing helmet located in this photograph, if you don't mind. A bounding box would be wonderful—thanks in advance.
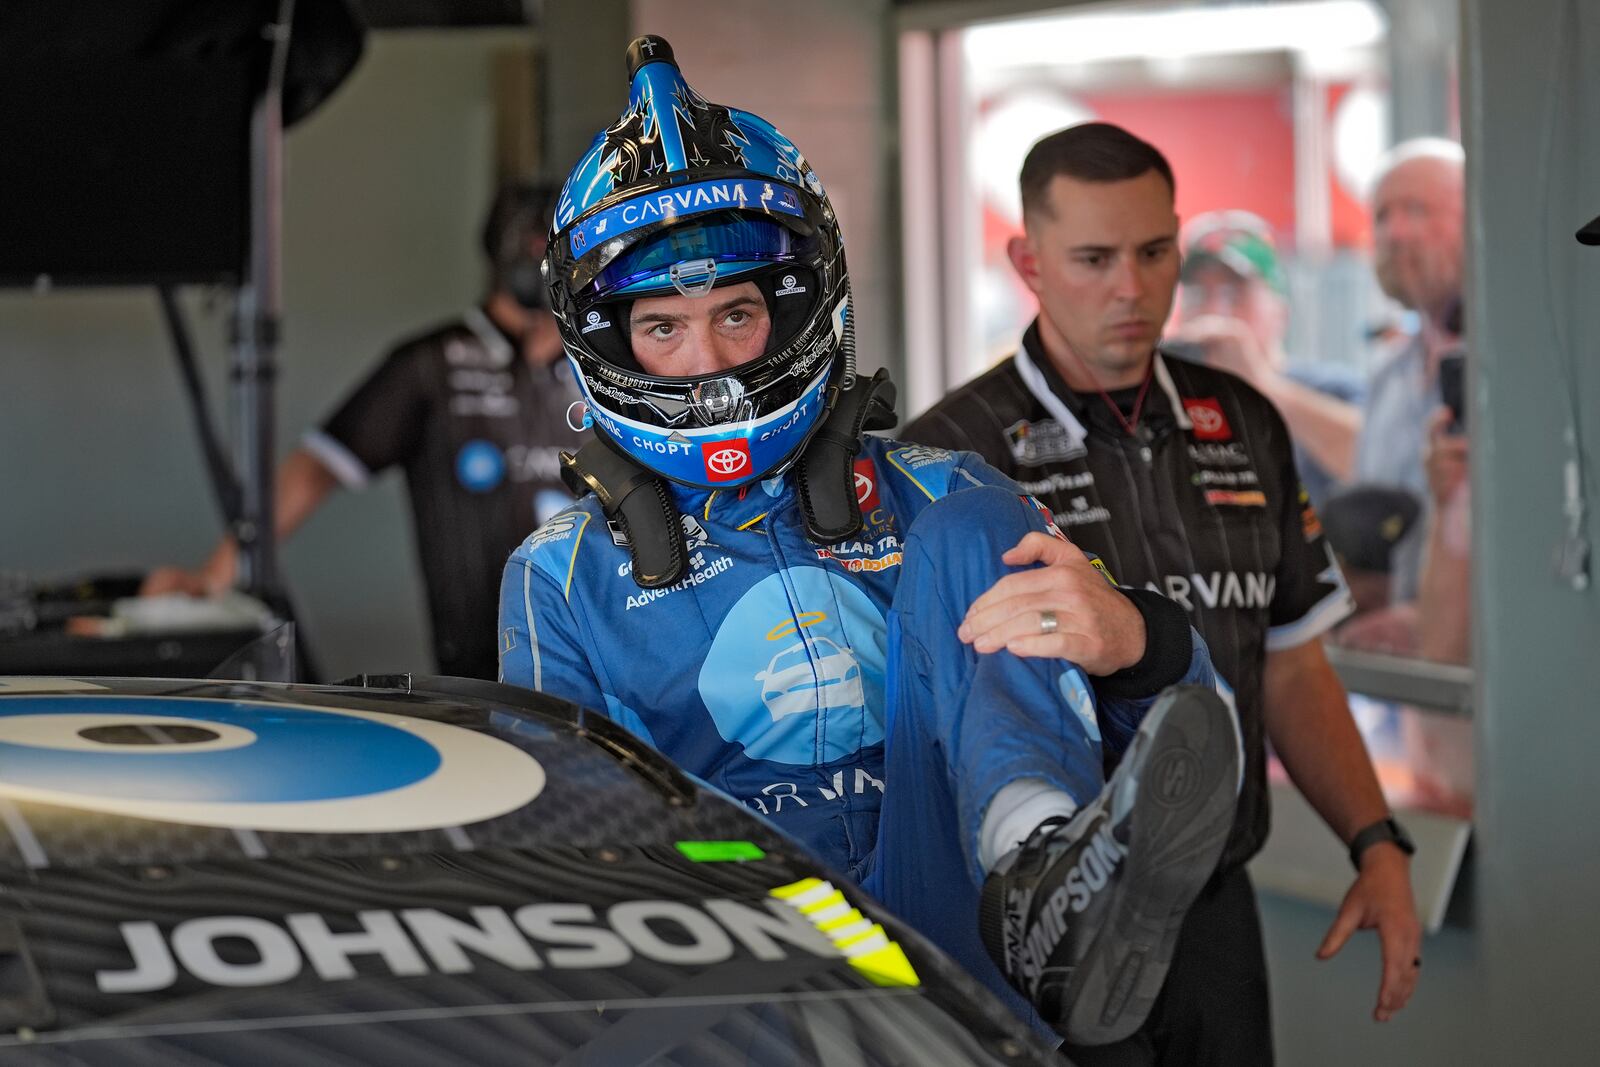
[544,35,853,490]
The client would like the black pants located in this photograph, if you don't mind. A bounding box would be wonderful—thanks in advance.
[1059,866,1274,1066]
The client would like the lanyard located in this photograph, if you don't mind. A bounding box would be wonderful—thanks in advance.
[1059,342,1155,439]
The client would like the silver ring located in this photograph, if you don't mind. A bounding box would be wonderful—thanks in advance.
[1038,609,1059,635]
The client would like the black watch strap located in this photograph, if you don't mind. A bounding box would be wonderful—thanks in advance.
[1348,816,1416,870]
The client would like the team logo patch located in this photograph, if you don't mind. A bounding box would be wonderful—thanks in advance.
[0,696,544,832]
[580,310,613,334]
[1298,485,1325,541]
[889,445,952,470]
[1204,489,1267,508]
[702,439,753,482]
[698,570,887,764]
[1188,442,1251,467]
[1182,398,1232,441]
[1023,495,1069,542]
[609,513,715,551]
[854,458,881,510]
[1059,494,1113,527]
[774,273,807,297]
[527,511,584,550]
[1006,418,1087,466]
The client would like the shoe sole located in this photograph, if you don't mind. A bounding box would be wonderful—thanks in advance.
[1058,684,1240,1045]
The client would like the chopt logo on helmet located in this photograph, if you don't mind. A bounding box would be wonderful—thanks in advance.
[703,439,753,482]
[853,459,880,510]
[1183,398,1232,441]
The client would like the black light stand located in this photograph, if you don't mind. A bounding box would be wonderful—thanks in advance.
[231,0,296,604]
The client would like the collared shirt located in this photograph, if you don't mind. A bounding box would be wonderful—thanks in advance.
[305,308,583,679]
[904,321,1354,869]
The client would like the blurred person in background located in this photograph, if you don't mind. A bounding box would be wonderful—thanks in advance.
[1335,139,1467,657]
[143,180,582,680]
[1169,209,1363,509]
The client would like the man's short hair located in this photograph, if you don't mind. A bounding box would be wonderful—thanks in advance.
[1019,122,1175,220]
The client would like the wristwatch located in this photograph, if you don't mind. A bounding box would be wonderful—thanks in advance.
[1348,816,1416,870]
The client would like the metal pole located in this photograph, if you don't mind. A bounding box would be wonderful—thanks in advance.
[233,0,296,599]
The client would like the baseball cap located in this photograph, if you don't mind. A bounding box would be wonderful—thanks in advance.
[1180,210,1287,297]
[1319,485,1422,573]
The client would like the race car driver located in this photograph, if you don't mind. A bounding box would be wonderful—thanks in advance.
[498,36,1243,1045]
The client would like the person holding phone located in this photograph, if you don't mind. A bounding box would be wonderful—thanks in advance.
[1168,210,1364,509]
[1334,139,1467,655]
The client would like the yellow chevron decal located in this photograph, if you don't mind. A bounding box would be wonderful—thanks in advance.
[769,878,921,988]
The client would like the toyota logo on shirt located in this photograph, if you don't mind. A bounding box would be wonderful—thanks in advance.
[1182,397,1232,441]
[702,439,752,481]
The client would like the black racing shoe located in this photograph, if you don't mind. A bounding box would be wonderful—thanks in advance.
[977,684,1241,1045]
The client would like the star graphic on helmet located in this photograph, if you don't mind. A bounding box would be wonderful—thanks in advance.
[673,82,709,114]
[602,102,668,186]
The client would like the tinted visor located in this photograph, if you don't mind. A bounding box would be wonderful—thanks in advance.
[589,214,802,301]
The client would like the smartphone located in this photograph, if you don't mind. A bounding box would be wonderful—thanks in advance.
[1438,350,1466,433]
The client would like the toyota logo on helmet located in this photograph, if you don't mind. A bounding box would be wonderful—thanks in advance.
[543,34,853,490]
[709,448,748,476]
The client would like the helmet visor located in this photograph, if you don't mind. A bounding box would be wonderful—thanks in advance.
[588,214,800,301]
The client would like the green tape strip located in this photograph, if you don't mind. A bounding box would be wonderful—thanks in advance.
[676,840,766,862]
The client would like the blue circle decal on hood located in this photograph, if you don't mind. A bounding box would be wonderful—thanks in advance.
[0,695,546,832]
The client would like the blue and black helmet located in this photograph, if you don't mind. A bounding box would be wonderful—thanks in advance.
[544,35,852,490]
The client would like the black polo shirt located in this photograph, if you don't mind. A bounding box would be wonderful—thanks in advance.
[904,322,1353,869]
[304,308,583,680]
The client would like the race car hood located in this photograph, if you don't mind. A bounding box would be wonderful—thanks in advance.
[0,676,1060,1065]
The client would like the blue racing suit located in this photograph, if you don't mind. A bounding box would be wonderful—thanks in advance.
[498,436,1215,1024]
